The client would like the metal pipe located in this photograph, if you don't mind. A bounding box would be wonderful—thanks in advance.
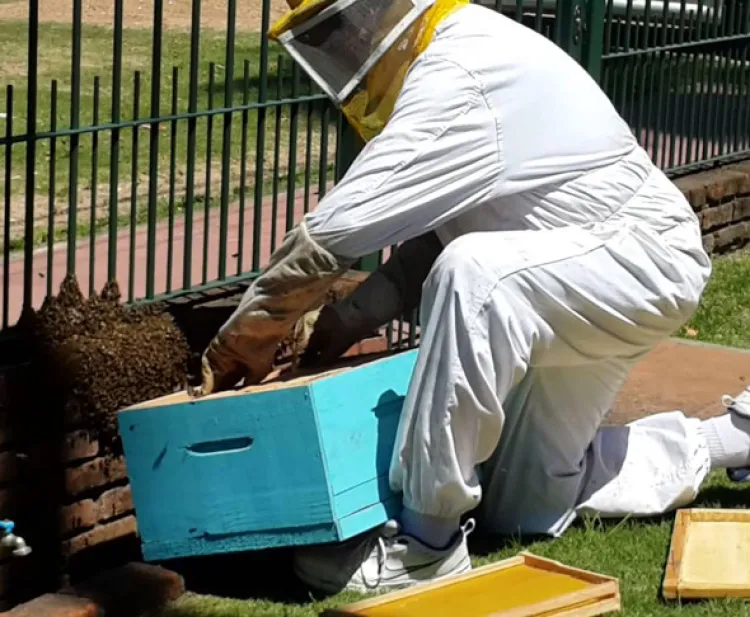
[0,521,32,558]
[488,0,721,18]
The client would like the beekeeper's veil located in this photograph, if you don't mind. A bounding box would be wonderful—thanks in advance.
[269,0,468,141]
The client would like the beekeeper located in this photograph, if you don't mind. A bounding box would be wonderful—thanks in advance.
[199,0,750,595]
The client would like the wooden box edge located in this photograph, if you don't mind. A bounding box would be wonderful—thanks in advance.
[662,507,750,600]
[321,552,621,617]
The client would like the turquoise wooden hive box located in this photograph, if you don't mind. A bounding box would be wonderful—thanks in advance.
[116,349,417,562]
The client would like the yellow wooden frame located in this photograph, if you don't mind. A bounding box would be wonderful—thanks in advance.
[323,552,621,617]
[664,508,750,600]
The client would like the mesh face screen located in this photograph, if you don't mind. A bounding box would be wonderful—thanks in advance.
[286,0,415,99]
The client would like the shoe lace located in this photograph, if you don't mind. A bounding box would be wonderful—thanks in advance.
[722,387,750,410]
[360,527,399,590]
[359,519,476,590]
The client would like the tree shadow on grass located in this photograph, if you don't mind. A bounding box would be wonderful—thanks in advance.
[163,547,316,604]
[156,477,750,607]
[693,479,750,509]
[468,475,750,559]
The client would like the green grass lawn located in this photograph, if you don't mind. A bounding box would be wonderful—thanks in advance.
[0,20,321,191]
[154,471,750,617]
[0,20,339,251]
[678,249,750,350]
[143,249,750,617]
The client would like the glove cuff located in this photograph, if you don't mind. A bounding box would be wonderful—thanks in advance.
[203,222,353,391]
[328,232,443,335]
[331,270,402,336]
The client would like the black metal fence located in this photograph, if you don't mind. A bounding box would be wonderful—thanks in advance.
[0,0,746,331]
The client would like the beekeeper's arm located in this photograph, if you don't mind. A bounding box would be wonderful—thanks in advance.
[303,55,503,256]
[200,55,502,393]
[300,230,443,368]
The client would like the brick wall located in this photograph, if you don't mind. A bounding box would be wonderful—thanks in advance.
[0,163,747,609]
[0,323,393,609]
[0,359,141,609]
[675,161,750,254]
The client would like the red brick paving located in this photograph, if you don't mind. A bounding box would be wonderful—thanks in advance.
[1,187,321,327]
[308,337,750,426]
[635,128,723,172]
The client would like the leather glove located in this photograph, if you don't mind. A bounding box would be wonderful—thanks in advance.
[199,222,354,395]
[300,231,443,368]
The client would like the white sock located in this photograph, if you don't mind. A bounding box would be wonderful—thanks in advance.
[700,412,750,470]
[400,508,460,550]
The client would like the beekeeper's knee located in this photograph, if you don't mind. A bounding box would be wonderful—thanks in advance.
[424,235,484,292]
[421,234,497,321]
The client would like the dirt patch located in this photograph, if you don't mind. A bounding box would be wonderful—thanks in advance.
[609,339,750,425]
[0,0,289,32]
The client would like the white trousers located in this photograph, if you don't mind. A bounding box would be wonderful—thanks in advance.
[388,215,713,537]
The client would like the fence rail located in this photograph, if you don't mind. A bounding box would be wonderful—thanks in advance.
[0,0,748,332]
[599,0,750,176]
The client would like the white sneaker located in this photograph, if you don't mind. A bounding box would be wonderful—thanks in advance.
[723,386,750,418]
[723,387,750,482]
[293,519,475,594]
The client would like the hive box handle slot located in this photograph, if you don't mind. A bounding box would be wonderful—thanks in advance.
[187,437,254,456]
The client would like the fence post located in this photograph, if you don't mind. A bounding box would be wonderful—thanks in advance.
[557,0,586,62]
[581,0,606,83]
[558,0,605,82]
[335,120,381,273]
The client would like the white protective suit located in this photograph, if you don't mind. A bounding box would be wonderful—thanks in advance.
[299,4,714,536]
